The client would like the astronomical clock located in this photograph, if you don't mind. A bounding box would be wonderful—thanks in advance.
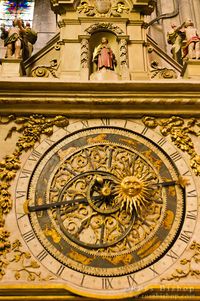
[0,0,200,300]
[0,113,200,300]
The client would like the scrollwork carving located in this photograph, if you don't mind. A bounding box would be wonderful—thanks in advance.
[150,61,177,79]
[142,116,200,176]
[77,1,95,16]
[77,0,130,17]
[85,23,124,35]
[0,115,69,278]
[162,241,200,281]
[111,1,129,16]
[31,60,60,78]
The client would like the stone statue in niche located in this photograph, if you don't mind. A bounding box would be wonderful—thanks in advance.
[0,18,37,60]
[93,37,117,70]
[182,19,200,60]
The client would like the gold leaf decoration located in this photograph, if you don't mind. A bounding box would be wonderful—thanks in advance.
[9,240,54,281]
[0,114,69,279]
[162,241,200,282]
[142,116,200,176]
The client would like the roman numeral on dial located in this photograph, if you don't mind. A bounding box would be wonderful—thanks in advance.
[102,278,113,289]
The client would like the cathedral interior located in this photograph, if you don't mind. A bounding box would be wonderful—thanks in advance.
[0,0,200,300]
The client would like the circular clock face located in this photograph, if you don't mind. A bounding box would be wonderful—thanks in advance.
[15,119,198,299]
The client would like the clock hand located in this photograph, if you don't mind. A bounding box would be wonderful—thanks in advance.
[24,195,102,214]
[151,176,189,189]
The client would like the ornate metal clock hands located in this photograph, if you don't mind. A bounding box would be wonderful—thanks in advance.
[151,176,189,188]
[24,197,89,213]
[24,174,188,215]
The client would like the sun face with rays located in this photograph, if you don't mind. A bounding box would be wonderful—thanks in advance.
[112,159,158,215]
[114,175,151,214]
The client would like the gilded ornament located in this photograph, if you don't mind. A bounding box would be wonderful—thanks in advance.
[87,133,107,144]
[0,114,69,279]
[163,210,174,230]
[43,227,61,244]
[142,116,200,176]
[77,1,95,16]
[9,240,53,281]
[77,0,130,17]
[111,2,129,16]
[68,250,93,265]
[162,241,200,282]
[105,253,133,265]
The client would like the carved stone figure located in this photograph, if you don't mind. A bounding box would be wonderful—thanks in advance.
[167,22,185,65]
[93,37,117,70]
[0,18,23,59]
[182,19,200,60]
[24,22,38,59]
[0,19,37,61]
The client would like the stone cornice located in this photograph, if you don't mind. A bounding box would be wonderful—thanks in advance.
[0,79,200,116]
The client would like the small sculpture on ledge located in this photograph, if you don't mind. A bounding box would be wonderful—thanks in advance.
[167,22,185,65]
[0,18,37,61]
[182,19,200,60]
[167,19,200,64]
[1,18,22,59]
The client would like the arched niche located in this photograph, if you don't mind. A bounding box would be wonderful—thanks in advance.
[79,22,129,80]
[89,31,119,75]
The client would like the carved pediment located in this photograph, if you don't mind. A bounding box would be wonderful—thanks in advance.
[77,0,132,17]
[50,0,156,15]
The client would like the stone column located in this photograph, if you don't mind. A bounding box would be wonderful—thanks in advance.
[118,37,130,80]
[80,36,90,80]
[32,0,57,53]
[127,19,149,80]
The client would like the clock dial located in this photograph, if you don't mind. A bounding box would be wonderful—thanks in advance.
[15,119,198,298]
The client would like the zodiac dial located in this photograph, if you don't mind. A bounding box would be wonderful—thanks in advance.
[15,120,197,299]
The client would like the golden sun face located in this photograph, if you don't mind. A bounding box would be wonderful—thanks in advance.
[120,176,143,197]
[114,175,151,215]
